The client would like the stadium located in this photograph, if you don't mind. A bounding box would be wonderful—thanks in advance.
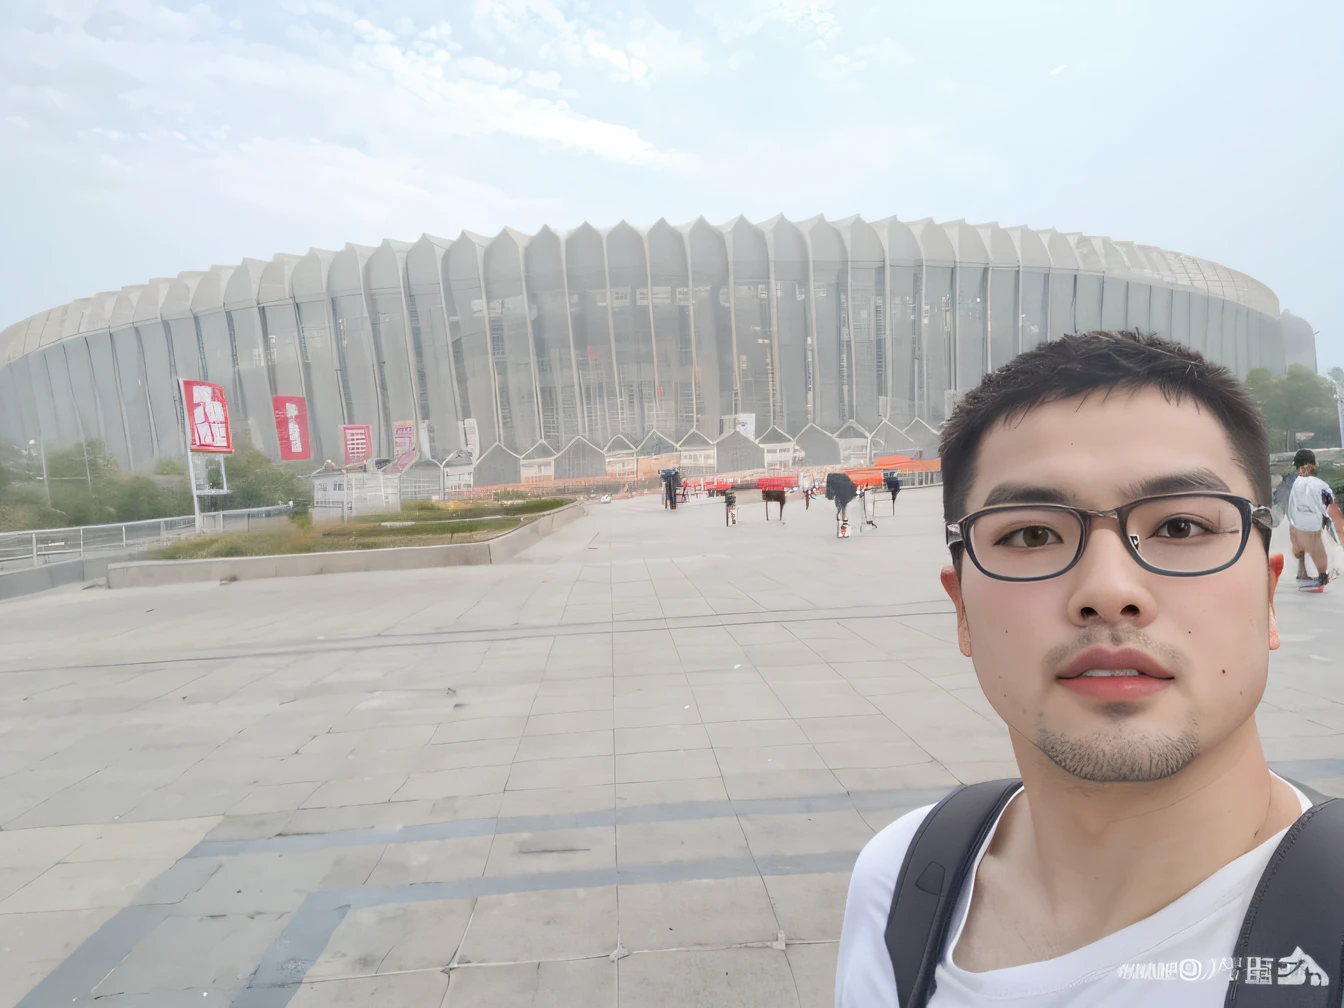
[0,214,1304,487]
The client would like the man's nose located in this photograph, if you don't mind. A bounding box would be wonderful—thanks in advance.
[1065,522,1158,626]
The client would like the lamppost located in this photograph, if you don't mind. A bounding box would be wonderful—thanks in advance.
[28,439,50,506]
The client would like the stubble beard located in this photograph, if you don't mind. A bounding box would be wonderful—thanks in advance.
[1035,711,1200,783]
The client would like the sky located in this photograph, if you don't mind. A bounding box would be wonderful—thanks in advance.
[3,0,1341,373]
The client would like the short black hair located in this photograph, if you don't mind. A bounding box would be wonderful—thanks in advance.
[940,331,1271,527]
[1294,448,1316,468]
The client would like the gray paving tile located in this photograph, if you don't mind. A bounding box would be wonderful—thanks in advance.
[514,730,614,762]
[507,755,615,790]
[485,826,615,876]
[308,898,474,979]
[618,876,781,951]
[286,969,451,1006]
[365,837,493,886]
[616,749,721,784]
[614,723,712,754]
[498,784,616,817]
[91,912,287,996]
[395,765,512,801]
[786,941,840,1008]
[457,887,617,962]
[443,957,615,1007]
[617,816,750,866]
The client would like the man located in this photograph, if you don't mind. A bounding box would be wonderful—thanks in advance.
[836,332,1323,1006]
[1286,448,1335,589]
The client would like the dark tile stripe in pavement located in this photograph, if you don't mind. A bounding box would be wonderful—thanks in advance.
[187,784,958,858]
[188,763,1344,859]
[18,762,1344,1008]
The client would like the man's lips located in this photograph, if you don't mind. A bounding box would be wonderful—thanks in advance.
[1056,646,1175,681]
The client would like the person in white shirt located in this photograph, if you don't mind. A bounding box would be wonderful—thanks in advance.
[836,331,1316,1007]
[1286,448,1335,589]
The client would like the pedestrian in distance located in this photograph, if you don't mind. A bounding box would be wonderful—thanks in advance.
[1285,448,1336,591]
[836,331,1344,1008]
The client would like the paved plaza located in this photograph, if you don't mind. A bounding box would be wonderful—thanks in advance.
[1,486,1342,1007]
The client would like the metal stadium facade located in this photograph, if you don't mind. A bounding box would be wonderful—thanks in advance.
[0,215,1293,486]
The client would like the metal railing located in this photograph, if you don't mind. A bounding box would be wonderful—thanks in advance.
[0,505,294,570]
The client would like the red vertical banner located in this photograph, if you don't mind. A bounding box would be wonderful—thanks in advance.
[272,396,311,461]
[181,379,233,453]
[342,424,372,466]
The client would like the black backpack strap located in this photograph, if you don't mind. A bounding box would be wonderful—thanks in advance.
[1226,783,1344,1007]
[885,778,1021,1008]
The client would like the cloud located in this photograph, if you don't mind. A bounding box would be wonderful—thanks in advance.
[3,0,682,166]
[470,0,706,85]
[704,0,841,44]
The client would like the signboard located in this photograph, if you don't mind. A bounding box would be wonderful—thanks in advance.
[182,380,233,453]
[272,395,311,461]
[342,424,372,466]
[389,420,417,472]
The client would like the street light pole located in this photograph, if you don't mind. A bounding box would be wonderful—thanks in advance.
[29,439,50,506]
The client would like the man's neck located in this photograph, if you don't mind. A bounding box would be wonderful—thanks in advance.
[996,723,1301,950]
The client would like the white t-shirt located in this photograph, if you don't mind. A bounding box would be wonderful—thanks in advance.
[835,779,1313,1007]
[1288,474,1334,533]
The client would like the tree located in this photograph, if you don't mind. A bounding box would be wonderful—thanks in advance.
[1244,365,1342,451]
[211,446,311,510]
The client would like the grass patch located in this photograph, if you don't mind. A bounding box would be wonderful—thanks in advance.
[150,498,572,560]
[154,517,521,559]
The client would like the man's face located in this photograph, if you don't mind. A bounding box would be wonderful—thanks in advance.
[941,387,1279,783]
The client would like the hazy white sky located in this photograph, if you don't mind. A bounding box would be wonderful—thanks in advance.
[3,0,1340,372]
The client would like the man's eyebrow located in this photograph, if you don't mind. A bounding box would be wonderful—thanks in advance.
[980,483,1078,507]
[1118,468,1232,500]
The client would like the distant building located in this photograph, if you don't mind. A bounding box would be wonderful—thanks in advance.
[0,214,1294,485]
[1280,310,1319,371]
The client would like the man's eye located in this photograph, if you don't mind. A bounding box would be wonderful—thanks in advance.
[1153,517,1211,539]
[999,526,1061,548]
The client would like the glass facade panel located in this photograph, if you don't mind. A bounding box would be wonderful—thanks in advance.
[1170,290,1192,347]
[110,326,154,469]
[1189,293,1210,356]
[7,357,43,455]
[924,265,954,424]
[848,259,883,430]
[1149,286,1173,339]
[987,267,1017,370]
[406,288,461,459]
[295,299,343,463]
[1048,272,1075,342]
[687,223,731,437]
[729,225,776,434]
[194,311,239,442]
[1020,270,1048,350]
[605,226,657,443]
[771,235,811,435]
[64,338,105,448]
[331,293,386,454]
[564,228,618,446]
[227,307,277,454]
[165,317,205,384]
[368,289,421,449]
[31,352,67,451]
[1075,274,1103,331]
[646,224,697,439]
[955,265,987,390]
[1101,277,1127,330]
[137,321,182,458]
[483,238,541,451]
[886,264,918,426]
[39,347,82,447]
[1126,282,1151,332]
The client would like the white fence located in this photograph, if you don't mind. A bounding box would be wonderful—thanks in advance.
[0,505,294,570]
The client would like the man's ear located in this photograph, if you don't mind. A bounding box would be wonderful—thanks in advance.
[940,566,973,657]
[1268,553,1283,650]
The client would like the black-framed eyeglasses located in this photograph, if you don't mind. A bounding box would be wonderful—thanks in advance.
[946,492,1277,582]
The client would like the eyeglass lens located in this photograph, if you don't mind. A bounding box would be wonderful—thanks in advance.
[968,495,1247,579]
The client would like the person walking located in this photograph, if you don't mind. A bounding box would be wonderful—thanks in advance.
[836,331,1344,1008]
[1286,448,1335,590]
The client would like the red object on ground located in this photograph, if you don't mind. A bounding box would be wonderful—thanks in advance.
[757,475,797,491]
